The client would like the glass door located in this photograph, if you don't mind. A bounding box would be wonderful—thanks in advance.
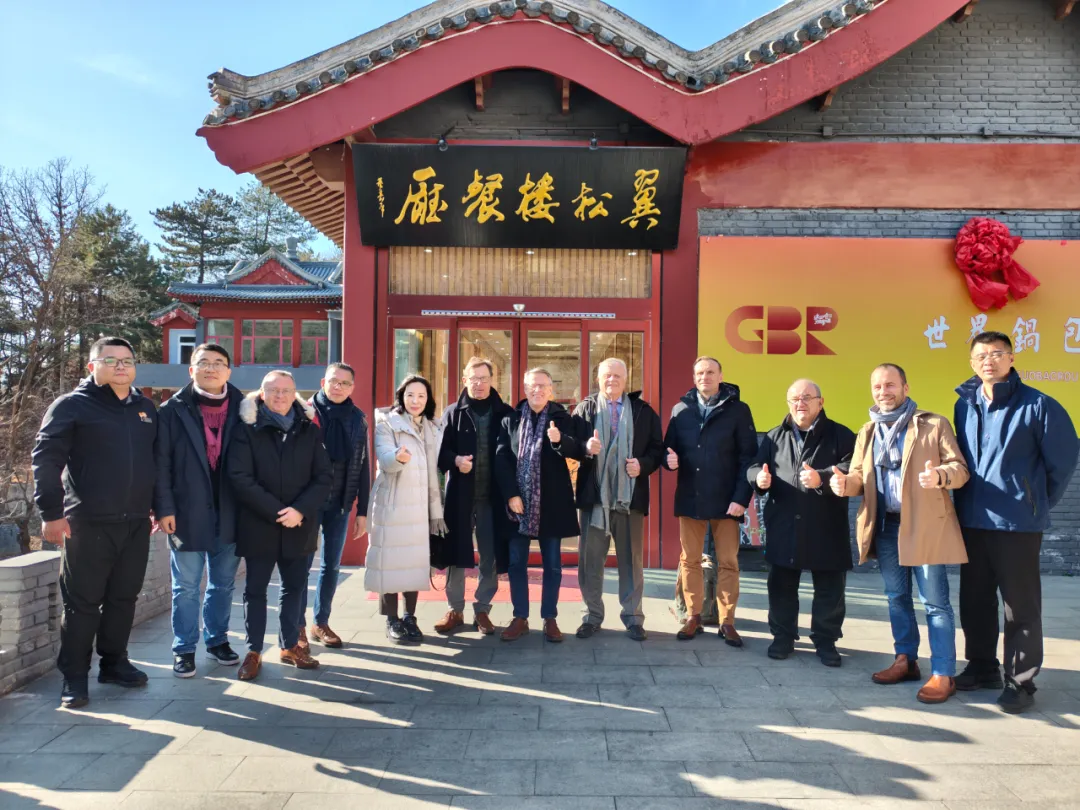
[457,325,514,403]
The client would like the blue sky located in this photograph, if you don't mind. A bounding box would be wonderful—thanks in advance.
[1,0,785,255]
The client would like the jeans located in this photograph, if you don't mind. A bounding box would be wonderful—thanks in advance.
[508,534,562,620]
[57,519,150,679]
[876,514,956,677]
[300,508,351,627]
[243,553,309,653]
[445,500,498,615]
[170,544,241,654]
[767,564,846,646]
[578,510,645,628]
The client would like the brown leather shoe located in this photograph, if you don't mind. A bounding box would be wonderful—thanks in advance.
[237,652,261,681]
[474,612,496,635]
[872,654,922,685]
[677,615,704,641]
[719,623,744,648]
[297,626,310,651]
[280,644,320,670]
[434,610,465,635]
[501,618,529,642]
[544,619,563,643]
[917,675,957,704]
[310,624,342,648]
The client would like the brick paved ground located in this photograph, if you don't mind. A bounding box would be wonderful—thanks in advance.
[2,567,1080,809]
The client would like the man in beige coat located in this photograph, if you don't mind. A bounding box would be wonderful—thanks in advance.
[831,363,969,704]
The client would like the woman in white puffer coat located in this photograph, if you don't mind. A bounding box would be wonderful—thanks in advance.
[364,374,445,643]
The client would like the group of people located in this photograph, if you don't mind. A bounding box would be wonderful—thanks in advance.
[31,330,1077,717]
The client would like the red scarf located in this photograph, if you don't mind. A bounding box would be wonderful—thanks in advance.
[199,399,228,471]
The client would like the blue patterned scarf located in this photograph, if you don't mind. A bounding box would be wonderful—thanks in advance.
[512,402,549,538]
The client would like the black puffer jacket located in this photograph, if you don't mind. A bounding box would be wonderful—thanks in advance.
[227,393,332,559]
[747,412,856,571]
[663,384,757,520]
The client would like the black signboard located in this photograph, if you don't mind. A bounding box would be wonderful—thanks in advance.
[351,143,686,250]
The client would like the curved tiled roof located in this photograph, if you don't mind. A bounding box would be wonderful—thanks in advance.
[203,0,882,126]
[169,284,343,304]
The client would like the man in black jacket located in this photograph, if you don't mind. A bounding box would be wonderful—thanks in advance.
[32,337,158,708]
[156,343,244,678]
[299,362,370,650]
[664,356,757,645]
[572,358,665,641]
[748,379,856,667]
[435,357,513,636]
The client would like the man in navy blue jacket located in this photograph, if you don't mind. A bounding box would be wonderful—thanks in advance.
[954,330,1079,713]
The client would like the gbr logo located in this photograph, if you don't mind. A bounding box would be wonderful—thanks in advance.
[725,306,839,356]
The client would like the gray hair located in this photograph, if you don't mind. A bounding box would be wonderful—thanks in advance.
[524,367,553,383]
[787,378,821,398]
[596,357,628,377]
[261,370,296,389]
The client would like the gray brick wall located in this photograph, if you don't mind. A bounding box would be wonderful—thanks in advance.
[733,0,1080,143]
[703,207,1080,575]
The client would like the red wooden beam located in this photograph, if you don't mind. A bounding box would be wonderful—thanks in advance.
[474,76,485,111]
[199,0,971,173]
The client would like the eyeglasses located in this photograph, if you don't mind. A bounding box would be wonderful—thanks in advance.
[327,379,354,388]
[972,351,1011,363]
[95,357,135,369]
[265,388,296,397]
[787,395,821,405]
[465,376,491,384]
[195,361,229,370]
[524,383,551,391]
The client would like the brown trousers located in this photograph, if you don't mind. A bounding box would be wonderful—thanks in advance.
[678,518,740,623]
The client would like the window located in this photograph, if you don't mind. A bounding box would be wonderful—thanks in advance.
[178,335,197,365]
[301,320,329,365]
[393,328,449,414]
[206,320,234,358]
[589,332,644,396]
[242,319,293,365]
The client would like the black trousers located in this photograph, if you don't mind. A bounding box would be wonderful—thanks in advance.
[960,527,1043,690]
[767,564,847,646]
[380,592,418,618]
[243,553,308,653]
[57,518,150,679]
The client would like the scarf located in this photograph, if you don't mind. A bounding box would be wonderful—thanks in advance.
[197,395,228,471]
[260,402,295,433]
[512,402,549,538]
[313,390,354,462]
[590,394,635,532]
[869,397,917,471]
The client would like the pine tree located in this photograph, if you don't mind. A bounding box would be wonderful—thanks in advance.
[151,188,240,283]
[235,180,317,256]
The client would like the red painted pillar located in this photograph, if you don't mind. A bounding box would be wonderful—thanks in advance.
[340,152,378,566]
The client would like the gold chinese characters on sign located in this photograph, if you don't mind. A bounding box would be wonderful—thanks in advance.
[378,166,661,228]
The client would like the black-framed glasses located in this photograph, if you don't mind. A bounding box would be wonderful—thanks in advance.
[787,395,821,405]
[194,361,229,370]
[972,350,1011,363]
[95,357,136,369]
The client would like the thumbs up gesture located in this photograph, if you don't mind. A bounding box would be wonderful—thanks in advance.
[586,429,603,456]
[918,459,941,489]
[829,466,847,496]
[395,445,412,464]
[456,454,474,473]
[666,447,679,470]
[546,420,561,443]
[799,462,822,490]
[756,462,772,490]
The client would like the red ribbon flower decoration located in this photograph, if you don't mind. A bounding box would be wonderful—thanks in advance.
[954,217,1040,311]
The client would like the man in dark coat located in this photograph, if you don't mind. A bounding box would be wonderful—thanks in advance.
[572,358,665,641]
[664,356,757,645]
[32,337,158,708]
[748,379,856,667]
[155,343,244,678]
[299,362,370,650]
[495,368,584,643]
[954,331,1079,713]
[435,356,513,636]
[227,371,332,681]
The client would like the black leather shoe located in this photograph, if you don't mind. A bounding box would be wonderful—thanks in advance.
[575,622,600,639]
[956,663,1004,691]
[997,681,1035,714]
[816,644,842,668]
[60,677,89,709]
[767,638,794,660]
[207,642,240,665]
[173,653,196,679]
[626,625,647,642]
[402,615,424,643]
[386,618,407,642]
[98,658,148,687]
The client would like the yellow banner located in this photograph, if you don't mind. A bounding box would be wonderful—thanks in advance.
[698,237,1080,433]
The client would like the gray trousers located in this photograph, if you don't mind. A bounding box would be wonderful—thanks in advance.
[445,500,498,615]
[578,509,645,628]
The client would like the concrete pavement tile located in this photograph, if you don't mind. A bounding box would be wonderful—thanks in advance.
[718,687,841,710]
[107,677,247,700]
[741,731,895,763]
[271,700,416,727]
[0,753,101,790]
[540,703,670,731]
[378,759,536,795]
[0,723,72,753]
[489,646,599,665]
[39,723,192,755]
[21,699,175,725]
[0,696,53,724]
[287,796,450,809]
[479,684,601,706]
[779,801,946,809]
[832,763,1011,800]
[789,708,950,739]
[943,804,1078,810]
[615,801,782,810]
[536,761,693,796]
[328,728,470,758]
[606,731,753,761]
[454,799,612,810]
[466,729,608,760]
[594,649,701,667]
[759,667,873,687]
[63,753,243,792]
[541,664,656,685]
[684,762,854,799]
[599,685,722,708]
[220,755,387,793]
[832,686,928,710]
[663,708,798,733]
[179,726,336,757]
[696,650,812,669]
[408,704,539,730]
[233,678,369,703]
[651,666,769,687]
[120,792,291,809]
[4,789,132,809]
[960,764,1080,802]
[149,699,287,727]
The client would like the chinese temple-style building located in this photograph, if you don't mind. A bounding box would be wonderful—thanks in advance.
[188,0,1080,570]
